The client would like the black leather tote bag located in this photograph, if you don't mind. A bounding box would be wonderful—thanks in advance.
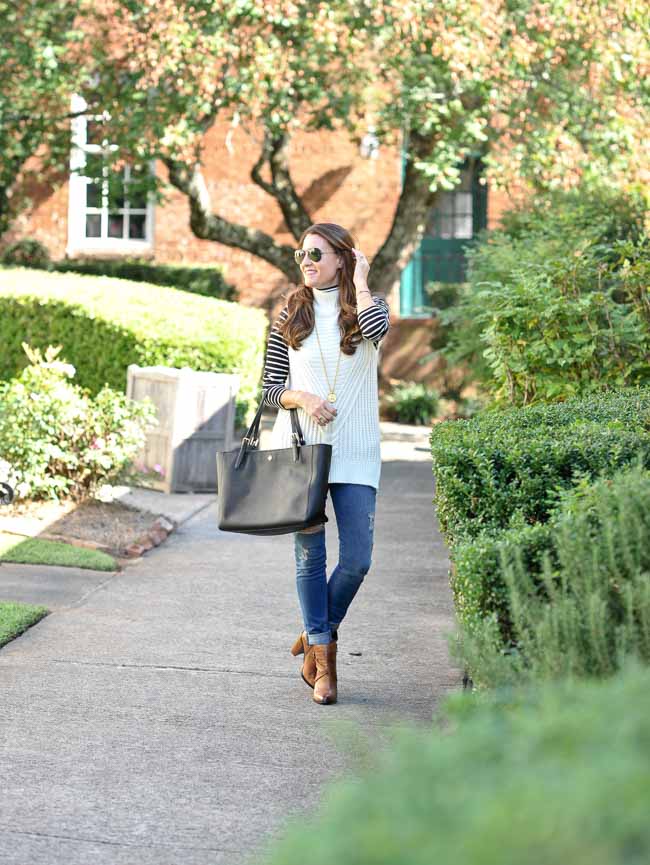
[216,395,332,535]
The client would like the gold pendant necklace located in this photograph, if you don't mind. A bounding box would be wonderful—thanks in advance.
[313,320,341,404]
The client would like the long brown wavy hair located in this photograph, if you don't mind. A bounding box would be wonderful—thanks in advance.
[277,223,365,355]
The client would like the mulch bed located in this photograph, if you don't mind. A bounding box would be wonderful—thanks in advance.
[0,498,175,562]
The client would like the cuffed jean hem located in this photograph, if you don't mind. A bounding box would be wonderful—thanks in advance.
[307,629,332,646]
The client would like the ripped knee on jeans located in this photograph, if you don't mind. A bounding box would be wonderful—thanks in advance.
[297,523,325,534]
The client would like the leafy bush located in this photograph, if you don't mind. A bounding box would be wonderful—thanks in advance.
[493,183,646,252]
[51,257,237,300]
[0,344,157,501]
[0,267,268,427]
[455,465,650,689]
[436,184,650,403]
[429,386,650,544]
[0,458,20,498]
[477,240,650,403]
[262,659,650,865]
[382,381,439,425]
[1,238,51,268]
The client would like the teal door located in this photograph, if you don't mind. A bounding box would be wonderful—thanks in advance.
[400,156,488,317]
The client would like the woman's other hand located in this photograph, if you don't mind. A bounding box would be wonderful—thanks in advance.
[300,392,338,427]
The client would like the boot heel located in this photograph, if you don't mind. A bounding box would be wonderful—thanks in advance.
[291,633,305,656]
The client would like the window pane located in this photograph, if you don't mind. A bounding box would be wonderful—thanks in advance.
[86,119,106,146]
[454,192,473,238]
[427,192,455,238]
[438,214,454,239]
[129,187,147,210]
[427,189,474,239]
[107,213,124,238]
[107,170,126,209]
[128,214,146,239]
[86,181,102,209]
[128,164,149,209]
[84,152,103,181]
[85,214,101,238]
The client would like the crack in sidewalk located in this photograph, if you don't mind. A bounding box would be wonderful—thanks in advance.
[50,658,293,678]
[0,825,243,854]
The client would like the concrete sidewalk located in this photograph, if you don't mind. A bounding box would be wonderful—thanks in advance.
[0,442,460,865]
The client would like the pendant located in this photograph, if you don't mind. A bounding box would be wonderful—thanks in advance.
[328,392,337,403]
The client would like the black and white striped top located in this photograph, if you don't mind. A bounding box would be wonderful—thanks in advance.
[262,289,390,409]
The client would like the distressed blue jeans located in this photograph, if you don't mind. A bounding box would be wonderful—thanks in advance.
[293,483,377,646]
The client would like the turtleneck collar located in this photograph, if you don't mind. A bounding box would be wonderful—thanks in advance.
[311,282,340,310]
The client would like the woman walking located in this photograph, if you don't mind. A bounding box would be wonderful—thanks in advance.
[262,222,390,705]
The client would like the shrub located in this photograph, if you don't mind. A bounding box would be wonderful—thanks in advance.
[0,267,268,427]
[492,183,646,252]
[476,240,650,403]
[455,465,650,689]
[261,659,650,865]
[0,344,157,501]
[1,238,51,268]
[437,184,650,403]
[382,381,439,425]
[429,386,650,544]
[51,257,237,301]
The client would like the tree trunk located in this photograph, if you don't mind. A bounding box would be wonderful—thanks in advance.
[0,185,11,240]
[368,128,442,297]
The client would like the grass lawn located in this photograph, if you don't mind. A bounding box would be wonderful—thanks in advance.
[0,532,116,571]
[0,601,49,648]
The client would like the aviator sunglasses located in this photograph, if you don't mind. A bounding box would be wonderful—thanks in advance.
[294,247,340,264]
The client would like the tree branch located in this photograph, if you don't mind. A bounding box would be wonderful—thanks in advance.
[165,158,298,281]
[250,128,312,240]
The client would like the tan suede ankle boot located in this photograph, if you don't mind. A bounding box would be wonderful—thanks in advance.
[312,641,338,705]
[290,631,316,688]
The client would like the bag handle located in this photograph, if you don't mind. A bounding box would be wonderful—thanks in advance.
[235,393,305,469]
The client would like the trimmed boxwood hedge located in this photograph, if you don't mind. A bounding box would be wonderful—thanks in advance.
[51,257,237,300]
[0,267,267,427]
[431,387,650,647]
[429,387,650,545]
[449,520,556,642]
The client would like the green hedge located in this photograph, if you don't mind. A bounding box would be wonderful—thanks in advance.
[454,465,650,687]
[430,386,650,544]
[0,268,267,427]
[262,659,650,865]
[0,241,237,300]
[449,520,556,643]
[51,258,237,300]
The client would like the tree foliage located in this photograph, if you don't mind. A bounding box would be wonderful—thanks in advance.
[3,1,648,290]
[0,1,103,235]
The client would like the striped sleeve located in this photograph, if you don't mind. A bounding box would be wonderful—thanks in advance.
[357,295,390,347]
[262,308,290,409]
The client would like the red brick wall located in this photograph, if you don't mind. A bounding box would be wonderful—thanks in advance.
[4,163,69,259]
[152,117,403,315]
[4,122,519,388]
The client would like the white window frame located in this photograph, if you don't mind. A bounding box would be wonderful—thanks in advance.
[67,94,155,256]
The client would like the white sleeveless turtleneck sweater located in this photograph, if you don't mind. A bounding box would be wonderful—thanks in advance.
[262,286,390,490]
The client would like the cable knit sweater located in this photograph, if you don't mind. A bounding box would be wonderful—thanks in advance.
[261,285,390,490]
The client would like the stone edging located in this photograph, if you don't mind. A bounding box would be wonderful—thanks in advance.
[3,514,178,562]
[122,515,177,558]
